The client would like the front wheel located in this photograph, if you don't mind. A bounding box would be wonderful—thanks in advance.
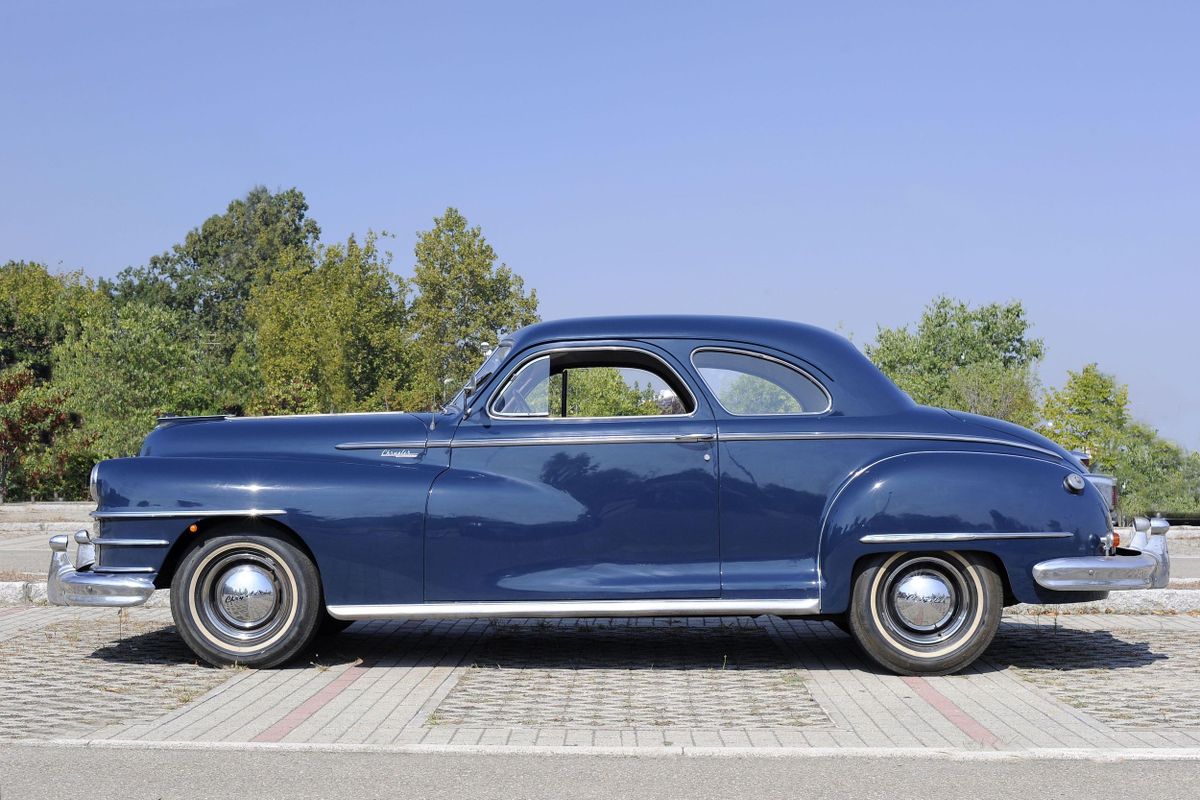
[848,551,1002,676]
[171,531,321,668]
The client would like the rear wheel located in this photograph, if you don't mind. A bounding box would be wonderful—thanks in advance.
[171,531,321,668]
[848,551,1002,676]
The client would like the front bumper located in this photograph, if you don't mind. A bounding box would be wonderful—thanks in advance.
[1032,516,1171,592]
[47,532,155,607]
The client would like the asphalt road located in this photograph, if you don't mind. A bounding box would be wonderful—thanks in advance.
[2,745,1198,800]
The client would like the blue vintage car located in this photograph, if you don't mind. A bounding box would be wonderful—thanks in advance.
[47,316,1170,675]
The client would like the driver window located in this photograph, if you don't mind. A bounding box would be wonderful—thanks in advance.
[491,351,693,418]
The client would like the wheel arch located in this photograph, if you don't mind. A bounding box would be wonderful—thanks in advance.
[154,516,319,591]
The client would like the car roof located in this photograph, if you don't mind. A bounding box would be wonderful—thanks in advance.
[506,315,913,415]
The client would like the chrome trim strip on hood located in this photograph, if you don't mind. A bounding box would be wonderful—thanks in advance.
[335,441,429,450]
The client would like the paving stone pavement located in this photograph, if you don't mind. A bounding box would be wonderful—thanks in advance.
[432,620,830,729]
[4,607,1200,753]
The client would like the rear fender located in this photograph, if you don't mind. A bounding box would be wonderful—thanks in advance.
[818,450,1110,612]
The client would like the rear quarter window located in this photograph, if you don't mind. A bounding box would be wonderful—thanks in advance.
[692,349,830,415]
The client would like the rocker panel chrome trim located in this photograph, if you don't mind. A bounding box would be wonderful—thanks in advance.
[92,538,171,547]
[860,532,1074,544]
[327,598,821,621]
[91,509,287,520]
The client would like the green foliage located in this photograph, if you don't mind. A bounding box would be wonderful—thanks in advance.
[1040,363,1129,472]
[104,187,321,407]
[1115,423,1200,517]
[0,366,76,502]
[53,300,225,459]
[250,233,408,414]
[1042,365,1200,517]
[865,296,1043,426]
[719,373,802,415]
[1,261,101,377]
[106,187,320,344]
[407,208,539,409]
[3,194,544,499]
[549,368,661,417]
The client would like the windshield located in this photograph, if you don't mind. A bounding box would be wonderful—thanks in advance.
[448,342,512,409]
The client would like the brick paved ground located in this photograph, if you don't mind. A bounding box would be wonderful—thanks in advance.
[3,607,1200,753]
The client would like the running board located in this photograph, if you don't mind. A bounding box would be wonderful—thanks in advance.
[326,598,821,621]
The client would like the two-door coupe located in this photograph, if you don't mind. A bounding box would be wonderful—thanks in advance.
[48,316,1170,675]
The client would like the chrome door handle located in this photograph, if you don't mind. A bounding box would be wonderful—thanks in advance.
[674,433,715,442]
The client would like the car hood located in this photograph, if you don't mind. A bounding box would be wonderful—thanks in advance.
[140,412,433,460]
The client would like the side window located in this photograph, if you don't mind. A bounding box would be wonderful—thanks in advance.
[491,350,694,418]
[692,349,830,415]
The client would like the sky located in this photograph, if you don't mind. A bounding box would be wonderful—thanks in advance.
[2,2,1197,447]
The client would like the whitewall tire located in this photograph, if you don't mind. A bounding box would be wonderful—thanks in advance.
[171,530,321,668]
[848,551,1002,676]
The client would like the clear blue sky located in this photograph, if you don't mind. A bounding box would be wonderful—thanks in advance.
[2,2,1196,447]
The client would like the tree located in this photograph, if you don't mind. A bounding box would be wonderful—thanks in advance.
[1041,364,1200,517]
[0,366,74,502]
[1115,423,1200,517]
[407,208,539,408]
[107,187,320,335]
[865,296,1043,425]
[719,373,802,415]
[1040,363,1129,472]
[550,368,660,418]
[250,233,409,414]
[52,301,224,458]
[1,261,101,378]
[104,187,321,407]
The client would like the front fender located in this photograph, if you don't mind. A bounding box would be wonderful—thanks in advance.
[93,454,446,605]
[818,450,1110,611]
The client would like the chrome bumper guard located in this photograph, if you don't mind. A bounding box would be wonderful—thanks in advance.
[1032,516,1170,592]
[47,532,155,607]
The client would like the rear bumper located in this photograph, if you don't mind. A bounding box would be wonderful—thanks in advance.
[1032,516,1170,592]
[47,533,155,608]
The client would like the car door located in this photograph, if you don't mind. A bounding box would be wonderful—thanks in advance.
[424,340,720,602]
[686,344,859,601]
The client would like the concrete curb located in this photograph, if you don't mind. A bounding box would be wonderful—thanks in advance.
[12,738,1200,762]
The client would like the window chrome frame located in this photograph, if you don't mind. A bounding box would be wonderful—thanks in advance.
[689,346,833,417]
[486,345,700,422]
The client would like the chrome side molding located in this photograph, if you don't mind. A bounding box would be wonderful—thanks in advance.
[327,597,821,621]
[860,532,1074,544]
[91,508,287,520]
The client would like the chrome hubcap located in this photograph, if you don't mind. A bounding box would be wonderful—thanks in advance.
[891,570,955,631]
[879,555,973,647]
[216,564,278,628]
[196,548,291,644]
